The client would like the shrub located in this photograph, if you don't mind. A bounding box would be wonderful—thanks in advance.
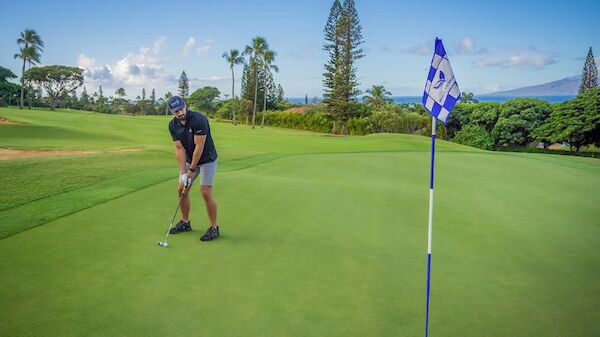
[215,100,236,120]
[370,111,402,133]
[262,111,331,133]
[275,101,293,111]
[398,112,430,135]
[348,117,371,135]
[492,98,552,146]
[453,125,494,150]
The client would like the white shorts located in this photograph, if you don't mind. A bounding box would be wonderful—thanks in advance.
[186,160,217,186]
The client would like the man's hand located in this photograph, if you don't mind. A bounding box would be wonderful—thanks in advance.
[179,172,192,187]
[185,170,197,186]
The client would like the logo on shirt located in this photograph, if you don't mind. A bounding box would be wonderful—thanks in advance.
[195,130,203,134]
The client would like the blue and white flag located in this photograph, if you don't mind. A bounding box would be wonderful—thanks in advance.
[422,38,461,123]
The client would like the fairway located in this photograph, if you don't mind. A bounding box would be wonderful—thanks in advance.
[1,108,599,337]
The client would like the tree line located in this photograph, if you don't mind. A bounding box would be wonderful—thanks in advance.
[449,48,598,152]
[1,6,598,154]
[448,91,599,152]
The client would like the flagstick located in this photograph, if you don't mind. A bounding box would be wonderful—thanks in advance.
[425,117,436,337]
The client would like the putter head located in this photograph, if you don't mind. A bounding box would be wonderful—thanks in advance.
[158,241,169,247]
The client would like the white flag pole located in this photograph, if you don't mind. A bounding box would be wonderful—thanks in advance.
[425,116,436,337]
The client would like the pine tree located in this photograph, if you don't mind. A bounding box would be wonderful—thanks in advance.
[142,88,146,101]
[579,47,598,94]
[277,84,285,102]
[98,85,105,105]
[265,69,277,110]
[80,85,90,107]
[322,0,343,107]
[150,88,156,105]
[241,60,264,109]
[338,0,364,102]
[241,63,253,102]
[241,63,257,124]
[178,71,189,98]
[322,0,364,129]
[241,61,277,113]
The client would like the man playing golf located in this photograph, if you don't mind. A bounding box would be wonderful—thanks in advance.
[167,95,220,241]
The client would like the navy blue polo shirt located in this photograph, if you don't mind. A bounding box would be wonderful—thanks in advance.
[168,110,218,165]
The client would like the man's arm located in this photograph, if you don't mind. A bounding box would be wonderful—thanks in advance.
[174,140,187,173]
[188,135,206,172]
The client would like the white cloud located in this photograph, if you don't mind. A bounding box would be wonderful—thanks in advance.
[77,54,95,68]
[196,39,214,56]
[153,36,166,54]
[474,48,558,69]
[458,37,475,54]
[455,37,487,55]
[484,84,501,92]
[462,83,511,95]
[182,37,195,57]
[77,54,112,81]
[406,42,430,55]
[77,37,177,97]
[188,76,228,84]
[407,38,485,56]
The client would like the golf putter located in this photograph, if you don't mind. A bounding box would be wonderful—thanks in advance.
[158,186,187,247]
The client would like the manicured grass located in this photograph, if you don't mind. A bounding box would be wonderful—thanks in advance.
[0,108,598,337]
[0,108,475,238]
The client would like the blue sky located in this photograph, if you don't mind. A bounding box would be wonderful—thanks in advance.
[1,0,598,99]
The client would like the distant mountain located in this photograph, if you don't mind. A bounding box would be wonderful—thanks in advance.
[480,76,581,96]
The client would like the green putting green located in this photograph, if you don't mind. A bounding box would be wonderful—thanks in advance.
[0,108,598,337]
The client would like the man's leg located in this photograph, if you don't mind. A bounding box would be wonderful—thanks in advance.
[199,160,219,241]
[200,185,217,227]
[169,184,192,234]
[179,184,191,222]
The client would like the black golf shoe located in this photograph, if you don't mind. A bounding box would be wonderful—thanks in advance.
[169,220,192,234]
[200,226,219,241]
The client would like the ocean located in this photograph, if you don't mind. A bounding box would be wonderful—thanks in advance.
[288,95,576,105]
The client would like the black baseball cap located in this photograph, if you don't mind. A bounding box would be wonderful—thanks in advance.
[168,96,186,113]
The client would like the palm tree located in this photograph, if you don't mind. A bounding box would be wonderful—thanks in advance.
[460,92,479,104]
[363,85,392,109]
[110,88,126,113]
[243,36,268,129]
[14,47,41,110]
[222,49,245,125]
[14,29,44,109]
[260,50,279,127]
